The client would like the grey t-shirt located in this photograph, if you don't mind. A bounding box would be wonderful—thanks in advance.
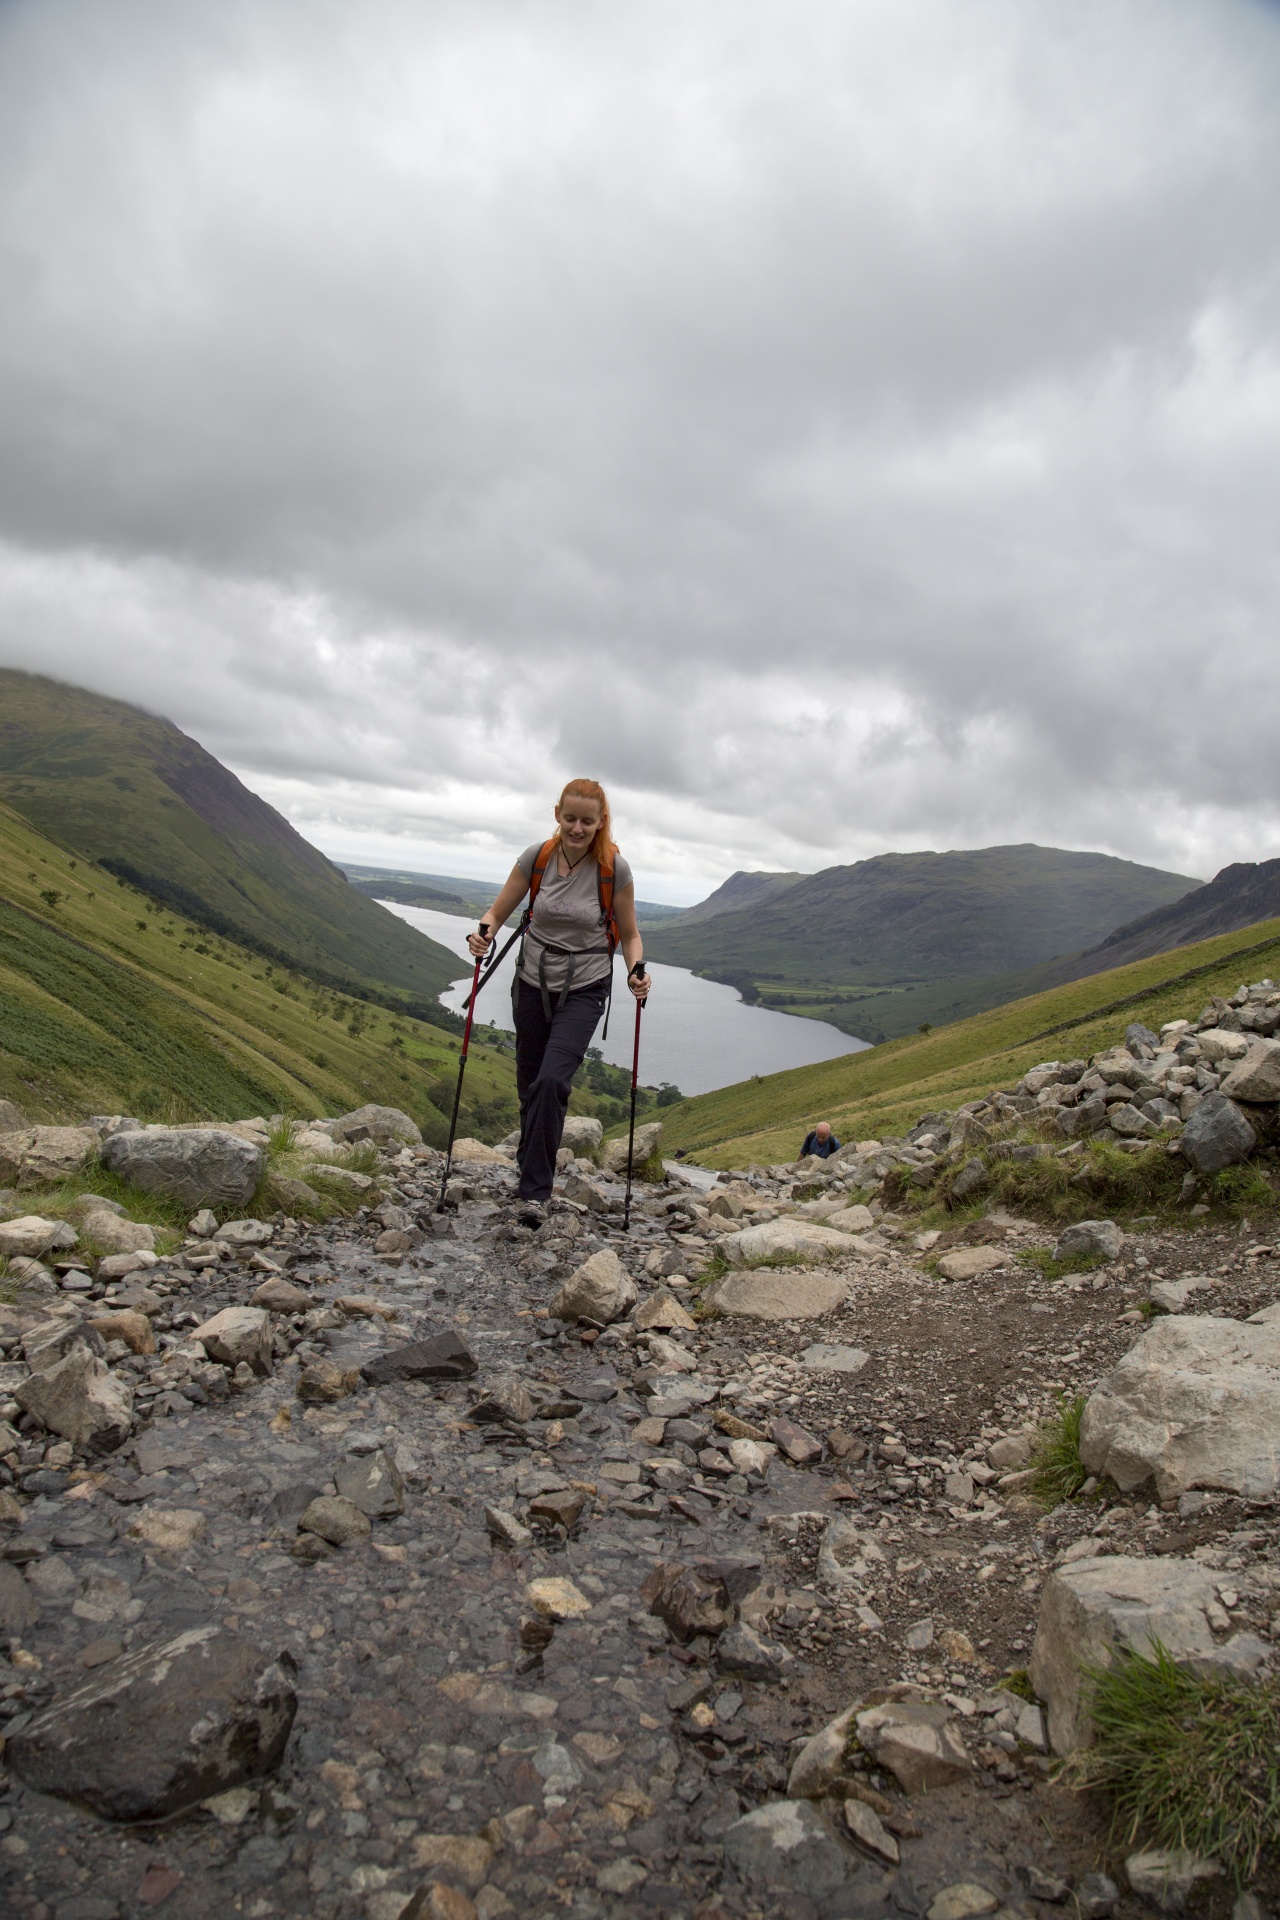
[514,841,634,993]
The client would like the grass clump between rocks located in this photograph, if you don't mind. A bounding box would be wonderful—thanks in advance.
[1028,1393,1089,1506]
[1073,1642,1280,1881]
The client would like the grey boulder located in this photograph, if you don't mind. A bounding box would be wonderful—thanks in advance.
[560,1115,604,1152]
[1079,1314,1280,1500]
[15,1346,133,1454]
[1219,1038,1280,1105]
[8,1626,297,1821]
[332,1104,422,1146]
[1179,1092,1256,1176]
[723,1799,850,1896]
[101,1127,264,1210]
[602,1120,662,1174]
[193,1306,273,1376]
[854,1700,971,1793]
[1053,1219,1123,1264]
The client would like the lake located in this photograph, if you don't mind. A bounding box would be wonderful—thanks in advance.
[382,901,870,1096]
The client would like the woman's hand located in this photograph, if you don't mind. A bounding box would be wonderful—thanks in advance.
[629,962,651,1002]
[466,921,493,959]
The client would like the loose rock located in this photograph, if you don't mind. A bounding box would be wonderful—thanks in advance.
[101,1126,265,1208]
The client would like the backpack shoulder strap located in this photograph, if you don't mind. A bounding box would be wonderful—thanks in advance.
[596,845,620,950]
[526,837,560,911]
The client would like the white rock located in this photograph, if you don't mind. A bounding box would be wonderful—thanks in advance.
[560,1115,603,1152]
[824,1204,876,1235]
[720,1218,853,1266]
[83,1213,156,1255]
[1196,1029,1250,1064]
[1029,1555,1270,1754]
[936,1246,1005,1282]
[854,1703,971,1793]
[800,1343,870,1373]
[703,1267,849,1321]
[728,1439,776,1476]
[602,1121,663,1175]
[214,1219,275,1247]
[1053,1219,1123,1263]
[1148,1275,1212,1314]
[548,1249,637,1325]
[1220,1038,1280,1104]
[0,1216,60,1258]
[1125,1851,1221,1913]
[1079,1315,1280,1500]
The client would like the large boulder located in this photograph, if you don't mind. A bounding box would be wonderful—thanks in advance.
[0,1097,28,1132]
[15,1346,133,1453]
[101,1127,264,1209]
[332,1104,422,1146]
[1220,1038,1280,1105]
[1079,1315,1280,1500]
[1053,1220,1123,1264]
[602,1121,662,1175]
[1178,1093,1256,1176]
[193,1306,273,1375]
[560,1115,603,1153]
[8,1626,297,1820]
[721,1218,853,1266]
[703,1268,850,1321]
[1029,1556,1269,1754]
[548,1249,637,1325]
[0,1126,98,1187]
[936,1246,1005,1282]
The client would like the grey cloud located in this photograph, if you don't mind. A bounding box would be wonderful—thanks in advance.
[0,0,1278,890]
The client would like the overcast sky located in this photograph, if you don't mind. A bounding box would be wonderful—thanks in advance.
[1,0,1278,903]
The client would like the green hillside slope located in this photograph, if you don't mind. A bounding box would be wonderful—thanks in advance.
[644,843,1199,1041]
[0,670,459,1009]
[657,915,1280,1168]
[0,800,519,1141]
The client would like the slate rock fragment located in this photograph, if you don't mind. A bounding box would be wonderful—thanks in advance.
[361,1331,477,1384]
[8,1626,297,1821]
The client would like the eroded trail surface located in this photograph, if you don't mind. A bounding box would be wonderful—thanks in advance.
[4,1149,1279,1920]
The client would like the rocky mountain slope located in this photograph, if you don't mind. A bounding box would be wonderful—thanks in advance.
[644,845,1200,1042]
[0,670,459,1005]
[0,1028,1276,1916]
[658,915,1280,1168]
[1048,856,1280,981]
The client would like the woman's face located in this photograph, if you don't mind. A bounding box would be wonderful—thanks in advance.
[556,796,602,855]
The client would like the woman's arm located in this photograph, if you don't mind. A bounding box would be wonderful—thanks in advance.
[466,865,529,956]
[612,884,650,1001]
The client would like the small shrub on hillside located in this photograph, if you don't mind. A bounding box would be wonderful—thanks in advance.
[1017,1247,1108,1282]
[1209,1163,1278,1214]
[1072,1641,1280,1880]
[1029,1393,1089,1506]
[266,1113,299,1158]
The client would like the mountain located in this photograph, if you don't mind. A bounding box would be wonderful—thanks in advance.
[643,843,1200,1041]
[0,670,460,1014]
[1051,858,1280,979]
[655,911,1280,1169]
[674,870,806,926]
[0,797,520,1137]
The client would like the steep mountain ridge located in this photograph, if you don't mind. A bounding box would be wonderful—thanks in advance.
[0,669,459,1008]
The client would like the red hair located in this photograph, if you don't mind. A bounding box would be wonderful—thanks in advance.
[556,778,616,867]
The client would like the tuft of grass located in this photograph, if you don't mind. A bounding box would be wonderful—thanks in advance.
[332,1141,381,1176]
[0,1255,19,1304]
[997,1668,1035,1701]
[1017,1247,1108,1282]
[19,1167,191,1234]
[1209,1163,1278,1215]
[1071,1641,1280,1881]
[266,1113,299,1158]
[1028,1393,1089,1506]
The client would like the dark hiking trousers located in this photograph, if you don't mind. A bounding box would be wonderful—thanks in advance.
[514,976,608,1201]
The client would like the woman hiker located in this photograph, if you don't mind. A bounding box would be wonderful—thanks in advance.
[468,778,650,1227]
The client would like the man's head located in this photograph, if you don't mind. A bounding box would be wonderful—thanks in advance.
[814,1121,831,1141]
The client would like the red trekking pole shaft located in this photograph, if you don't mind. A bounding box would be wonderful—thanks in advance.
[437,924,488,1212]
[623,964,646,1231]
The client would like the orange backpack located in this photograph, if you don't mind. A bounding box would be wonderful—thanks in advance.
[525,835,620,951]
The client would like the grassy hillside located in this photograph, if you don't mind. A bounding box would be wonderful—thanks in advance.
[658,915,1280,1168]
[644,843,1199,1042]
[0,800,520,1142]
[0,670,460,1010]
[672,869,805,926]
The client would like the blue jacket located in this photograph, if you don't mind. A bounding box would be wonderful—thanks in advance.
[800,1129,841,1160]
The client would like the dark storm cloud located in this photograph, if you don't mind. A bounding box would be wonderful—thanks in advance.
[0,0,1278,889]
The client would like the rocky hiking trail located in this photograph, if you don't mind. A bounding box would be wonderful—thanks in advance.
[0,1058,1277,1920]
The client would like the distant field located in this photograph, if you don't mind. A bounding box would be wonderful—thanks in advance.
[656,917,1280,1167]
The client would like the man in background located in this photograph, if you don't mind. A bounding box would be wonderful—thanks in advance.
[799,1120,840,1160]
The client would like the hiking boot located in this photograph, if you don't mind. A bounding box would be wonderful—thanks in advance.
[516,1200,548,1230]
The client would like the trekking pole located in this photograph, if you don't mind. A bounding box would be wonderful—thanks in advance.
[622,963,646,1232]
[437,923,489,1213]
